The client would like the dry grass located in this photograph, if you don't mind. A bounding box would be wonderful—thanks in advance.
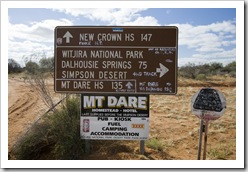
[9,75,236,160]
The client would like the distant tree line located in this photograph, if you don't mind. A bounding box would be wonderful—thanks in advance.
[9,58,236,79]
[179,61,236,79]
[8,59,23,73]
[8,57,54,74]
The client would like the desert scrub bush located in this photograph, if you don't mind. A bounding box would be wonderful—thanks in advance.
[8,58,23,74]
[196,74,207,81]
[12,122,55,160]
[145,138,164,151]
[207,145,233,160]
[179,61,236,79]
[47,96,85,159]
[12,96,85,160]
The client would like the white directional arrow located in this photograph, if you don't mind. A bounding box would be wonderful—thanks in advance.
[156,63,169,78]
[63,31,73,43]
[126,82,133,89]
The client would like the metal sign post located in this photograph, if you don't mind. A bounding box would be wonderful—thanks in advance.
[140,140,145,154]
[203,120,209,160]
[197,118,209,160]
[197,118,204,160]
[85,139,90,154]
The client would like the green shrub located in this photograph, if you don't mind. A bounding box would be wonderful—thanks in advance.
[229,71,236,78]
[12,96,85,160]
[47,97,84,159]
[25,61,39,74]
[207,145,233,160]
[179,63,199,79]
[39,57,54,73]
[12,121,55,160]
[196,74,207,81]
[8,59,23,74]
[145,138,164,151]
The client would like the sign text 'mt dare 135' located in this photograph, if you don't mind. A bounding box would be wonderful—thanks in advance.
[54,26,178,94]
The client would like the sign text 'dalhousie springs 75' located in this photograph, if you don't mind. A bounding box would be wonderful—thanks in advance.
[54,26,178,94]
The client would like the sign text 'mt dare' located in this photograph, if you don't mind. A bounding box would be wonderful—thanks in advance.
[83,95,148,109]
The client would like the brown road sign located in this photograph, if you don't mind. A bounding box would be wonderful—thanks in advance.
[54,26,178,94]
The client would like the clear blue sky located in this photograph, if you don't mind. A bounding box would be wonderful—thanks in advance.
[8,8,236,66]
